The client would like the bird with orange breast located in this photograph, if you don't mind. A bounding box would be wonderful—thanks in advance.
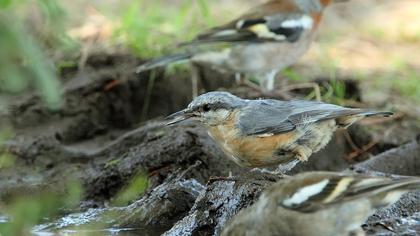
[166,92,392,172]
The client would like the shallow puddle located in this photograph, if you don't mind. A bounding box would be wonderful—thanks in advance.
[0,215,9,223]
[32,228,156,236]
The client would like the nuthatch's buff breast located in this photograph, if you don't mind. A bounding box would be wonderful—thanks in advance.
[166,92,393,169]
[207,111,297,167]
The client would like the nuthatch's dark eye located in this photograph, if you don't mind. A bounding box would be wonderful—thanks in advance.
[202,104,211,112]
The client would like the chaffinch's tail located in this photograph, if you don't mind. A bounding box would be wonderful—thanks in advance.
[136,53,193,73]
[279,172,420,212]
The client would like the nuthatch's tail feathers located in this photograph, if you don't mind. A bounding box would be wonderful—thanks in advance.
[355,110,394,118]
[336,110,393,128]
[135,53,192,73]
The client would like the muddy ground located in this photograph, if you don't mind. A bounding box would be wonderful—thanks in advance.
[1,52,420,235]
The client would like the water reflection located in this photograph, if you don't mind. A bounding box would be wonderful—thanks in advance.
[32,228,158,236]
[0,215,9,223]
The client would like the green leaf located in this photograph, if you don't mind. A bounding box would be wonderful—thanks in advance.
[0,15,62,109]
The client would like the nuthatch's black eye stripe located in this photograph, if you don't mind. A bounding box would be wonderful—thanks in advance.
[210,102,235,110]
[194,102,235,112]
[203,104,211,112]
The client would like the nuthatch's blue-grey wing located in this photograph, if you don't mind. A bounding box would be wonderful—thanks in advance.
[237,100,295,135]
[279,172,420,213]
[237,99,392,136]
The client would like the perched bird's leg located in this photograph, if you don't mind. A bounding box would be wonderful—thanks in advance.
[191,64,200,98]
[235,72,243,85]
[242,79,262,92]
[291,145,312,162]
[261,70,278,91]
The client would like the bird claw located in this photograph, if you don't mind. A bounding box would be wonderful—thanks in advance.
[275,159,301,174]
[293,146,312,162]
[296,153,309,162]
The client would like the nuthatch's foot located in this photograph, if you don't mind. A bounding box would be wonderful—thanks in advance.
[275,159,301,174]
[293,145,312,162]
[252,159,301,177]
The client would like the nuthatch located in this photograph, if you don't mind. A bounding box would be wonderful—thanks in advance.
[221,171,420,236]
[166,92,392,169]
[136,0,349,91]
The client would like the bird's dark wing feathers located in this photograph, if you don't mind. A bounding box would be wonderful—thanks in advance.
[237,99,358,136]
[281,173,420,213]
[182,13,307,46]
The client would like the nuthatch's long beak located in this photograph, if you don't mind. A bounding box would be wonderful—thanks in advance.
[165,109,195,126]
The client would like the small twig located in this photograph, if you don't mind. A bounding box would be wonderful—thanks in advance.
[240,79,261,92]
[207,176,238,185]
[278,82,322,101]
[103,79,121,91]
[338,99,366,108]
[148,165,172,177]
[345,140,378,161]
[374,222,396,233]
[176,160,203,181]
[342,130,362,152]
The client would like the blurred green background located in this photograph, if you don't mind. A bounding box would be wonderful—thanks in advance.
[1,0,419,108]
